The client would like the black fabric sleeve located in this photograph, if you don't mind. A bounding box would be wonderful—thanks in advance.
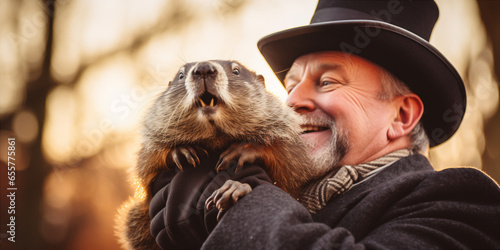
[201,184,363,250]
[148,152,273,249]
[201,167,500,250]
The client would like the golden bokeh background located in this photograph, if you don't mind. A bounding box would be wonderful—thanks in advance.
[0,0,498,249]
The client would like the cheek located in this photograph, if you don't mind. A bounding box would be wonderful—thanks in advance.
[318,92,391,142]
[318,91,371,125]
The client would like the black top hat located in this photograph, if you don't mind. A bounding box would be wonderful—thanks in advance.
[258,0,466,147]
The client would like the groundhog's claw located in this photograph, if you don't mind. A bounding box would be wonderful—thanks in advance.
[170,146,208,171]
[216,142,263,174]
[205,180,252,221]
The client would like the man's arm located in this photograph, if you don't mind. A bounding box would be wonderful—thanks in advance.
[149,161,273,249]
[202,184,362,250]
[201,168,500,250]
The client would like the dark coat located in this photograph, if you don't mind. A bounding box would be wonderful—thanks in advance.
[201,154,500,249]
[149,152,273,249]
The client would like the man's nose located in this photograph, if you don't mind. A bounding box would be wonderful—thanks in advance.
[286,80,316,114]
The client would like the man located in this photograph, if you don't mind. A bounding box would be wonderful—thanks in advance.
[151,0,500,249]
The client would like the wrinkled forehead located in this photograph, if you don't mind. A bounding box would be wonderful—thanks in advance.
[285,51,384,84]
[289,51,374,72]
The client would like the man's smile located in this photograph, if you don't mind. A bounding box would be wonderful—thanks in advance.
[301,124,329,134]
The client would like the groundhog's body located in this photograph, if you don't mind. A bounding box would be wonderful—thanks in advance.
[117,60,311,249]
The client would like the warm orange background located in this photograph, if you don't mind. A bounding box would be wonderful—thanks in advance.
[1,0,499,249]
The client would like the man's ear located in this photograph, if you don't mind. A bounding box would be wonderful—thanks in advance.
[387,94,424,141]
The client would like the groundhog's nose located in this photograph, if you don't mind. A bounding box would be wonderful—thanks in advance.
[193,62,216,79]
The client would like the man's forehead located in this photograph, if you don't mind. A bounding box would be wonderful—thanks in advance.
[286,51,381,78]
[286,62,343,80]
[285,52,352,80]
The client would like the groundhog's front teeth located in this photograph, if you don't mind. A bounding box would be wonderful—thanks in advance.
[197,92,218,107]
[198,98,215,107]
[199,98,207,107]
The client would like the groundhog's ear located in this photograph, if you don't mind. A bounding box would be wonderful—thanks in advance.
[256,74,265,87]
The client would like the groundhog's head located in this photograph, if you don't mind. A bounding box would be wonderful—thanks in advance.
[143,60,289,149]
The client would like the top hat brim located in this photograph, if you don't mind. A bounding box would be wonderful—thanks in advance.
[258,20,466,147]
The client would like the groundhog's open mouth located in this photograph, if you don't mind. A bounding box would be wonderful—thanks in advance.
[196,91,219,108]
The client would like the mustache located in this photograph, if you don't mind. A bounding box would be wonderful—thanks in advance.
[298,114,336,128]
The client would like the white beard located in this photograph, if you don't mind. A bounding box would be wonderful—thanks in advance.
[300,115,349,180]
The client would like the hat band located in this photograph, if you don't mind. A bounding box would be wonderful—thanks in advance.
[311,7,381,24]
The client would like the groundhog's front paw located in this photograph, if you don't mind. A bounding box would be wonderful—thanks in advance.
[205,180,252,221]
[216,142,265,174]
[168,146,208,171]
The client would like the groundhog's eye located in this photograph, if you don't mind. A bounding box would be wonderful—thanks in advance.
[232,67,240,75]
[179,72,184,79]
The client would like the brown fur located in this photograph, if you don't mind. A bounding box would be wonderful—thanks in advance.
[116,60,312,249]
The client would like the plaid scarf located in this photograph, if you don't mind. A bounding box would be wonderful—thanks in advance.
[299,149,411,214]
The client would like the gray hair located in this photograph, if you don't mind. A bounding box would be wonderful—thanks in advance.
[378,70,429,154]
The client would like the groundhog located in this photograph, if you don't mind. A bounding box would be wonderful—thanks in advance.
[116,60,312,249]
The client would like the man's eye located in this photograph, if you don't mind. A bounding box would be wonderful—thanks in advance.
[320,81,339,87]
[318,80,342,91]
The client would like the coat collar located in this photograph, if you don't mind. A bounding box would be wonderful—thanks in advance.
[312,154,434,222]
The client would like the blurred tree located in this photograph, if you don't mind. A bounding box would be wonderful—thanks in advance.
[13,0,55,249]
[477,0,500,183]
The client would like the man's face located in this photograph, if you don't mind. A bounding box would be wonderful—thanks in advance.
[285,51,397,176]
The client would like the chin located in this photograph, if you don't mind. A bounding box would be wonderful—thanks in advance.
[305,142,339,180]
[299,115,350,179]
[304,135,349,180]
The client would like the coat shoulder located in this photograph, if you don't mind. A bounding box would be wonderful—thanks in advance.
[422,166,500,196]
